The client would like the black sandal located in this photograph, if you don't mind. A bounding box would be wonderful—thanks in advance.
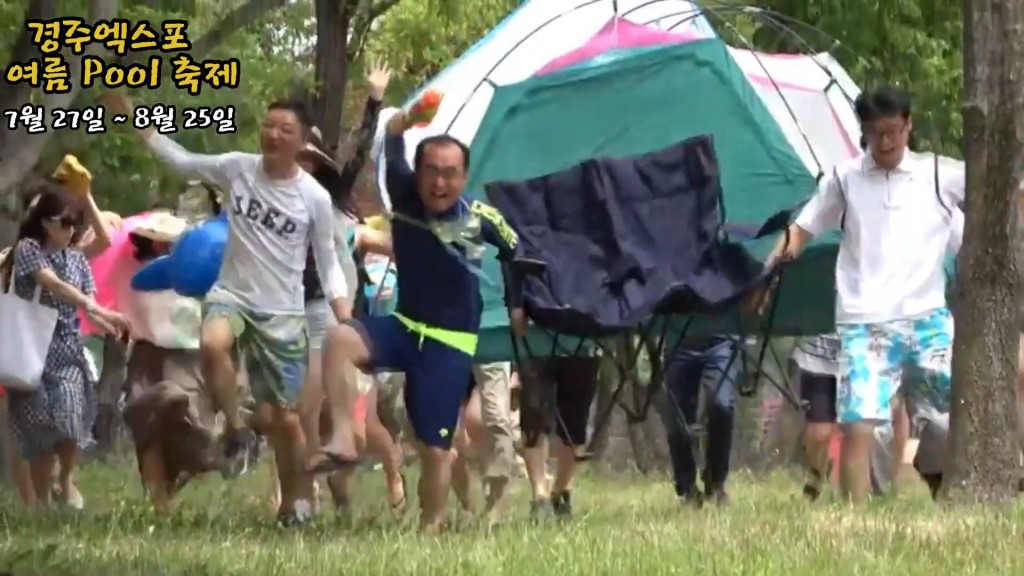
[307,451,362,475]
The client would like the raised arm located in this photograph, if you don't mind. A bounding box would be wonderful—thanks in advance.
[101,91,239,188]
[77,206,120,260]
[144,134,242,190]
[334,61,391,202]
[52,155,120,258]
[383,112,419,210]
[309,188,352,323]
[766,168,845,267]
[333,97,383,201]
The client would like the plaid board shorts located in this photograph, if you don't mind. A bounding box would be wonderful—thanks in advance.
[203,301,308,408]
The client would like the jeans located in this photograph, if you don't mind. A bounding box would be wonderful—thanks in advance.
[658,337,738,496]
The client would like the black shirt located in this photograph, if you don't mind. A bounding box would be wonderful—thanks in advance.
[304,96,383,303]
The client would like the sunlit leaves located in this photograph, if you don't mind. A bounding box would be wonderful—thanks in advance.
[363,0,518,99]
[751,0,963,157]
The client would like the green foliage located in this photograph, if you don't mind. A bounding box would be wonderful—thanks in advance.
[5,461,1024,575]
[1,0,518,213]
[748,0,963,158]
[0,0,313,213]
[364,0,520,101]
[0,0,24,57]
[0,0,966,215]
[63,1,314,213]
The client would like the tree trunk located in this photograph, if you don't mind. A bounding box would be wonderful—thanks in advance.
[0,0,119,200]
[588,354,617,465]
[0,399,10,486]
[311,0,354,153]
[940,0,1024,503]
[0,0,58,116]
[0,0,283,202]
[90,337,128,458]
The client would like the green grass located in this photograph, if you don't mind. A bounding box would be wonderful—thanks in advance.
[2,460,1024,575]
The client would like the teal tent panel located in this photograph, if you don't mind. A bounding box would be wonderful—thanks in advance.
[466,39,847,360]
[474,245,587,363]
[466,38,816,224]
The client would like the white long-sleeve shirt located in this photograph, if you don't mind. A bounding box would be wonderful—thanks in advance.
[947,207,964,254]
[147,134,348,315]
[336,210,359,297]
[795,151,964,324]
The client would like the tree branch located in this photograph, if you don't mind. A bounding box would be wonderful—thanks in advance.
[189,0,289,59]
[122,0,288,66]
[346,0,402,62]
[370,0,401,19]
[0,0,120,199]
[0,0,58,113]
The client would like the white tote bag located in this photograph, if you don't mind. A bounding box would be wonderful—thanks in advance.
[0,279,59,391]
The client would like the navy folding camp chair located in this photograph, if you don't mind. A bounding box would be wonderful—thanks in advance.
[485,134,802,462]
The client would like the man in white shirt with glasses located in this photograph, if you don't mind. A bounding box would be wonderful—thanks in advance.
[764,86,964,503]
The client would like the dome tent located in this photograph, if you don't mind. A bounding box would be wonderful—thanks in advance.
[378,0,718,362]
[378,1,962,361]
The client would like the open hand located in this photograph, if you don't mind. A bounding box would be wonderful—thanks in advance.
[99,90,133,117]
[100,210,123,231]
[52,155,92,199]
[91,307,131,339]
[366,59,392,101]
[744,275,780,317]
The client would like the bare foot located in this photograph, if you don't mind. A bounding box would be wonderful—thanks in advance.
[388,474,407,513]
[421,520,447,535]
[306,450,361,474]
[484,477,508,514]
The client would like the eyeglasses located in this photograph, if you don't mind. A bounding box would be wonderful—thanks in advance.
[863,121,908,144]
[418,165,463,182]
[48,215,78,228]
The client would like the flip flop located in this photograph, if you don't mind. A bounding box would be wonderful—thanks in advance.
[307,451,362,475]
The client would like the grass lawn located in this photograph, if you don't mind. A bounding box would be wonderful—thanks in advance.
[2,460,1023,575]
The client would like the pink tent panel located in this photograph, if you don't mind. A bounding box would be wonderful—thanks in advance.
[746,74,858,157]
[536,17,701,75]
[537,17,859,162]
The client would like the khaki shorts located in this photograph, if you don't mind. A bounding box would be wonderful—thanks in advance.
[126,340,216,430]
[125,340,257,431]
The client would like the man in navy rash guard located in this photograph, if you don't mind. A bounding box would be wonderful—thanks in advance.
[313,108,526,532]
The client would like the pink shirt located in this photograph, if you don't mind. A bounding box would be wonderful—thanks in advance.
[79,213,152,336]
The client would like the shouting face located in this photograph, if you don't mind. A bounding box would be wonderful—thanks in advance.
[416,140,467,215]
[862,114,911,171]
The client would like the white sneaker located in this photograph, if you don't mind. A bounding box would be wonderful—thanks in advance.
[53,484,85,510]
